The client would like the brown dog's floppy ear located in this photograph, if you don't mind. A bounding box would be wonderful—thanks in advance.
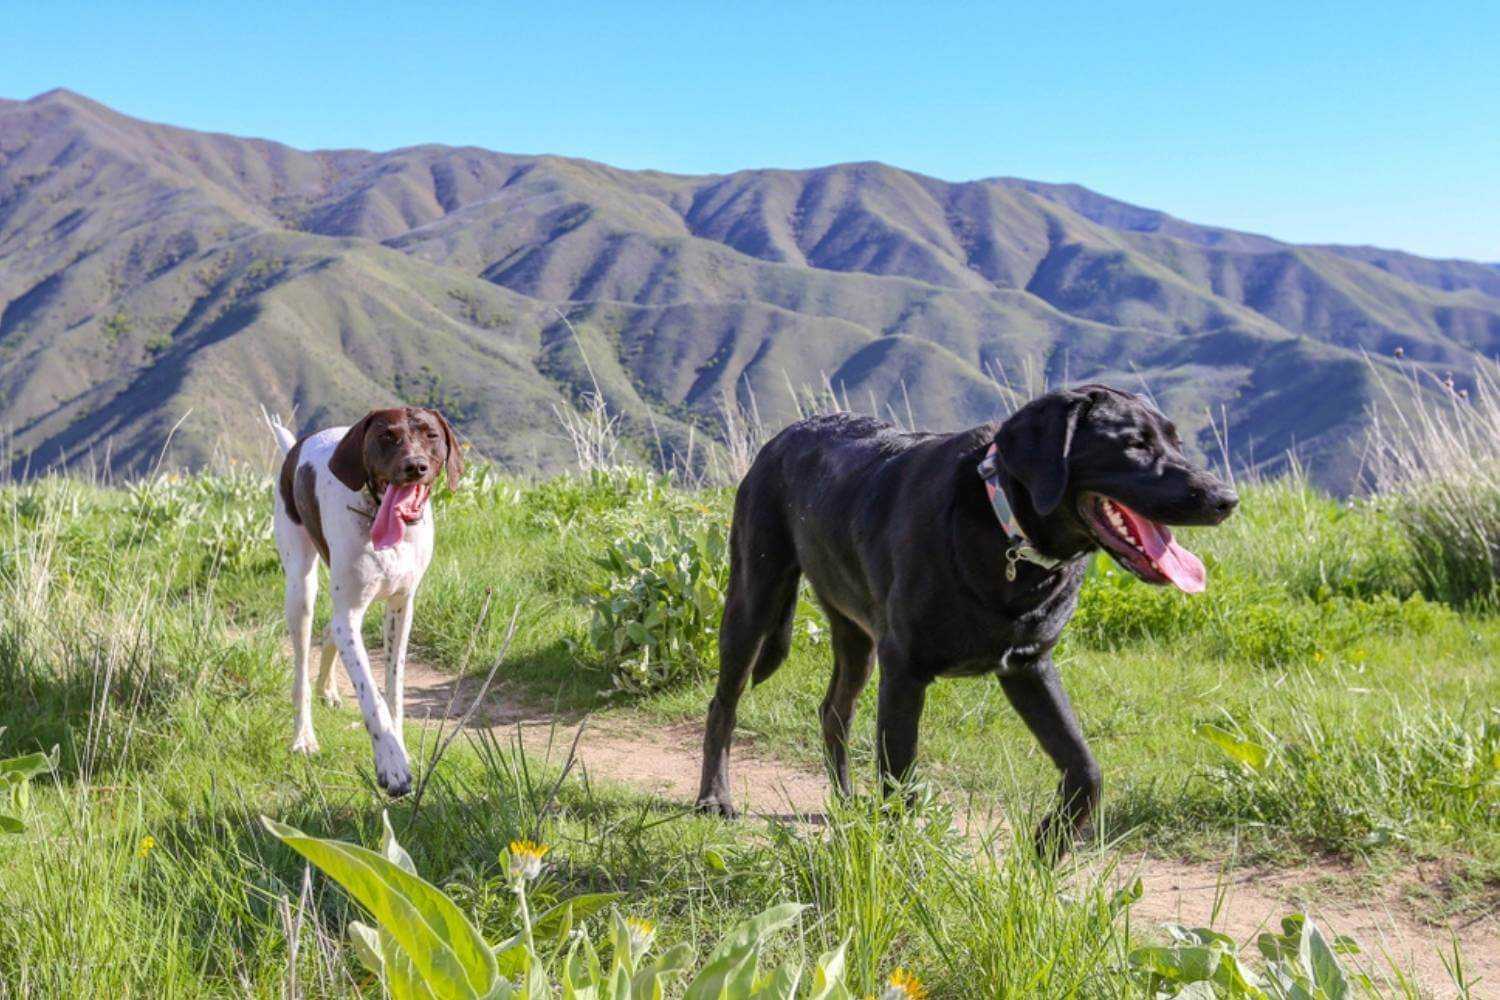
[428,409,464,490]
[328,414,374,492]
[996,390,1089,517]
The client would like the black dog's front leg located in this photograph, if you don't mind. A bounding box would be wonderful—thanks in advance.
[999,657,1101,861]
[875,645,930,798]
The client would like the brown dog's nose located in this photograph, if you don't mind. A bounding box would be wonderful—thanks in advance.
[402,458,429,481]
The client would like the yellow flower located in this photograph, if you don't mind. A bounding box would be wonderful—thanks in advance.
[506,839,550,881]
[881,968,928,1000]
[137,835,157,859]
[625,915,656,956]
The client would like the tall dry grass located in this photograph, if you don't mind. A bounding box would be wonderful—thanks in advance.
[1366,359,1500,608]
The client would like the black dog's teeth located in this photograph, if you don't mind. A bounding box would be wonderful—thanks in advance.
[1100,498,1146,554]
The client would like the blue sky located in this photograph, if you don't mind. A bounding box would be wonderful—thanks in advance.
[4,2,1496,260]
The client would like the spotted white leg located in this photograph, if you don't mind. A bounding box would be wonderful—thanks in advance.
[330,605,411,796]
[317,623,341,706]
[384,592,415,740]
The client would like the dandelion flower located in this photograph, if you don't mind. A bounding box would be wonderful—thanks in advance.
[506,839,550,881]
[625,916,656,956]
[881,968,928,1000]
[137,835,157,859]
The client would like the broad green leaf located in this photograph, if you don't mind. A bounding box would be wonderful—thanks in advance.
[262,816,497,998]
[492,932,528,978]
[382,923,439,1000]
[702,848,728,872]
[381,810,417,875]
[700,902,805,967]
[806,936,850,1000]
[348,920,386,977]
[0,813,24,834]
[753,962,800,998]
[1196,724,1271,773]
[532,893,625,941]
[1129,944,1222,983]
[1111,876,1143,912]
[0,751,50,780]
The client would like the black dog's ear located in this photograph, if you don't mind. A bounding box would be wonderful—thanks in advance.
[996,390,1089,516]
[426,408,464,490]
[329,414,374,492]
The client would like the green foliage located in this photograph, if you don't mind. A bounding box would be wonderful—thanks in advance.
[0,731,51,835]
[1192,705,1500,856]
[581,514,728,695]
[124,474,203,529]
[1071,559,1454,668]
[1388,481,1500,610]
[264,813,854,999]
[100,311,132,344]
[1132,913,1364,999]
[201,507,274,574]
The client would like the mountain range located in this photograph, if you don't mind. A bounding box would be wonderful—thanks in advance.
[3,88,1496,490]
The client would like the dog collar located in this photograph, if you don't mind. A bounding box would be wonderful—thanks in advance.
[977,443,1070,581]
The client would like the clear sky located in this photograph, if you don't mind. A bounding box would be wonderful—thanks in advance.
[3,1,1496,260]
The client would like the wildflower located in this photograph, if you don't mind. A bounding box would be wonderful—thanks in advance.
[506,839,550,881]
[625,915,656,956]
[881,968,928,1000]
[137,835,157,859]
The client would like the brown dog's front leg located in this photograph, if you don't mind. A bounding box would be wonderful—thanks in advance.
[998,658,1101,861]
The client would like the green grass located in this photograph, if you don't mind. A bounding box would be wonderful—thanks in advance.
[0,467,1494,996]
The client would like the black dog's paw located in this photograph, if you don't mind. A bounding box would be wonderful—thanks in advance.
[695,796,739,820]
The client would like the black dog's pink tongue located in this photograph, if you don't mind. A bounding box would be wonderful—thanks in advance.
[371,484,417,550]
[1115,502,1207,593]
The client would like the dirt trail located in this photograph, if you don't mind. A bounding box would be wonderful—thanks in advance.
[341,657,1498,996]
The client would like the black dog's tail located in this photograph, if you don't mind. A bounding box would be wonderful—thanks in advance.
[719,449,802,689]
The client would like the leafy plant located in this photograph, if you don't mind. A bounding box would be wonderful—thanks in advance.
[201,507,273,573]
[124,475,202,529]
[581,514,728,695]
[262,812,854,999]
[1131,913,1366,999]
[1,730,52,835]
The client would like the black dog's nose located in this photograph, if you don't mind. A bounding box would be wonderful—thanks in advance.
[1213,489,1239,517]
[402,459,429,480]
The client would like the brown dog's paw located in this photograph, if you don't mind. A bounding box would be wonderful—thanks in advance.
[695,796,739,820]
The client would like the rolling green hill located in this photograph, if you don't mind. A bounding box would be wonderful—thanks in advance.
[2,89,1495,489]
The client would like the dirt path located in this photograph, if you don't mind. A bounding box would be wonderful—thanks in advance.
[343,657,1498,996]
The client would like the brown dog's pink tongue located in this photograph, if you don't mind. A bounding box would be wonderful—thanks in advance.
[1116,502,1207,593]
[371,484,415,550]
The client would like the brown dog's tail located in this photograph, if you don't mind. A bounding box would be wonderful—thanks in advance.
[260,404,296,456]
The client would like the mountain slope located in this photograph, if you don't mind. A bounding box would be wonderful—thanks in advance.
[2,89,1495,489]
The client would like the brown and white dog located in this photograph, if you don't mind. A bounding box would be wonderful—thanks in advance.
[265,406,462,796]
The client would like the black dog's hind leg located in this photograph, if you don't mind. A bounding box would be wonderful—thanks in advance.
[819,608,875,797]
[874,642,930,799]
[696,551,798,818]
[999,658,1101,861]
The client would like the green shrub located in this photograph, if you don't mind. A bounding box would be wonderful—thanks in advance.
[0,732,51,835]
[264,812,857,999]
[580,515,727,695]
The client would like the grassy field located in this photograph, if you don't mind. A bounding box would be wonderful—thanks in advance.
[1,462,1496,997]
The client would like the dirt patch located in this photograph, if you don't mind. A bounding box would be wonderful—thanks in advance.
[339,655,1499,995]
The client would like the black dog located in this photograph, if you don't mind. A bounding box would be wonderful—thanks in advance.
[696,384,1238,855]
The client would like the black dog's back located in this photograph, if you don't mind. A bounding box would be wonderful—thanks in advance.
[738,412,943,557]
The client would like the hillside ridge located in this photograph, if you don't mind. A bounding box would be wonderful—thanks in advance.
[2,89,1496,489]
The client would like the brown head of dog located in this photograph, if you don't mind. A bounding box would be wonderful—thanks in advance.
[328,407,463,547]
